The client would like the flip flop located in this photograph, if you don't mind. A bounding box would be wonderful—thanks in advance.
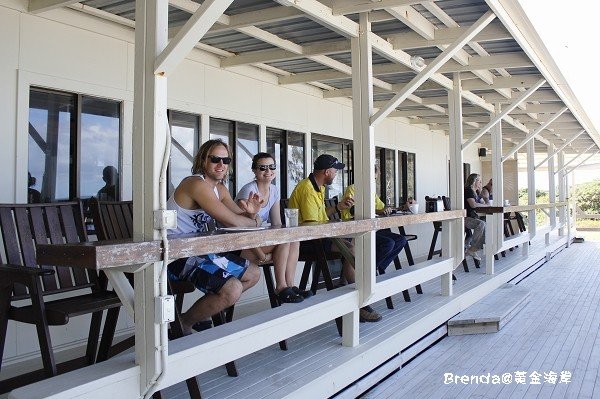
[276,287,304,303]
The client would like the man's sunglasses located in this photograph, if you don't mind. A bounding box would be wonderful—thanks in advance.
[209,155,232,164]
[255,164,277,171]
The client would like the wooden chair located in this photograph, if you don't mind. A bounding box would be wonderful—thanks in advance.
[0,202,121,393]
[89,199,235,398]
[428,221,478,272]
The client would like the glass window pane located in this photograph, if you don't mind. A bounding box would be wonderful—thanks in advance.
[170,111,199,195]
[312,139,343,199]
[80,96,121,200]
[287,132,305,196]
[28,89,75,202]
[266,129,284,195]
[385,149,396,207]
[236,122,259,194]
[407,152,416,201]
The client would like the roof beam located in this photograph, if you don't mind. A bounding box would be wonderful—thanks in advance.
[462,78,546,149]
[331,0,428,15]
[279,53,533,85]
[502,107,568,161]
[482,91,561,103]
[556,144,596,174]
[207,6,305,34]
[221,40,351,67]
[461,74,544,91]
[371,11,496,126]
[324,80,443,98]
[535,130,585,169]
[155,0,234,76]
[388,21,511,50]
[29,0,79,13]
[508,103,566,114]
[566,151,600,174]
[275,0,527,132]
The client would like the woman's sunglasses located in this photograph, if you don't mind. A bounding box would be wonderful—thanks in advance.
[255,164,276,171]
[209,155,232,164]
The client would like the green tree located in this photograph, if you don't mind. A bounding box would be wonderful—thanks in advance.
[573,180,600,213]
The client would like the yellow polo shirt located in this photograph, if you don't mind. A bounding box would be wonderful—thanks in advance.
[340,184,386,220]
[289,174,328,223]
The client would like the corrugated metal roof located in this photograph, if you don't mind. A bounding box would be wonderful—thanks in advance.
[74,0,598,157]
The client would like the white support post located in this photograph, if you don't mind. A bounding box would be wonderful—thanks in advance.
[491,103,503,254]
[342,310,359,347]
[350,12,375,340]
[485,213,495,274]
[565,168,572,246]
[132,0,169,396]
[558,151,566,236]
[259,124,267,152]
[200,114,210,144]
[527,140,536,239]
[548,143,556,230]
[446,72,464,290]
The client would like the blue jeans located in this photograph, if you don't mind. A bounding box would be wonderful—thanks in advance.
[376,229,408,273]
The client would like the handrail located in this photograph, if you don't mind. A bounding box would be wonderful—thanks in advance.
[503,202,568,212]
[36,210,465,270]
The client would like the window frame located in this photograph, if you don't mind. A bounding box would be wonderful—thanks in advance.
[266,128,306,199]
[28,86,123,202]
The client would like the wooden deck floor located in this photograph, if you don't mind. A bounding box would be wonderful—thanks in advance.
[363,240,600,399]
[161,232,573,399]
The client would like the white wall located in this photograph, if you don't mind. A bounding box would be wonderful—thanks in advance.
[0,1,481,366]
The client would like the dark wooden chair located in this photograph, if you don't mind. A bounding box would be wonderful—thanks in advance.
[428,221,479,271]
[89,199,235,399]
[0,202,121,393]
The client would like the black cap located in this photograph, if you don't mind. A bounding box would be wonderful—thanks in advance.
[314,154,345,170]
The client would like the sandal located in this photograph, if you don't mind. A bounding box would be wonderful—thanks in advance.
[192,319,213,332]
[276,287,304,303]
[292,286,313,299]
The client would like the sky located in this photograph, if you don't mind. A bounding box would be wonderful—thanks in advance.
[516,0,600,188]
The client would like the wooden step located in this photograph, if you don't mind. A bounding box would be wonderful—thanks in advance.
[447,283,530,336]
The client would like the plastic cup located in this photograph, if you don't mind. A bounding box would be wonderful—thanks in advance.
[408,204,419,214]
[504,200,510,206]
[284,208,299,227]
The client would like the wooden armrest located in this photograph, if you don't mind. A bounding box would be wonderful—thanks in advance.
[0,264,55,276]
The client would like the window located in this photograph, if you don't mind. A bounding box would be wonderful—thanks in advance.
[210,118,259,197]
[28,88,121,202]
[266,128,306,199]
[375,147,396,207]
[398,151,416,204]
[311,135,353,199]
[168,111,200,196]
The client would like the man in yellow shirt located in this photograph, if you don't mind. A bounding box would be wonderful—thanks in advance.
[289,154,382,322]
[341,180,408,275]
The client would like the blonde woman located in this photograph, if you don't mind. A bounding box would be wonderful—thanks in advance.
[464,173,490,260]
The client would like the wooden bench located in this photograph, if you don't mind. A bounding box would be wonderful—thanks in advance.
[0,202,121,393]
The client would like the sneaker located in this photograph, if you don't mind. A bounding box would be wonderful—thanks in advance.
[359,306,382,323]
[466,248,482,261]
